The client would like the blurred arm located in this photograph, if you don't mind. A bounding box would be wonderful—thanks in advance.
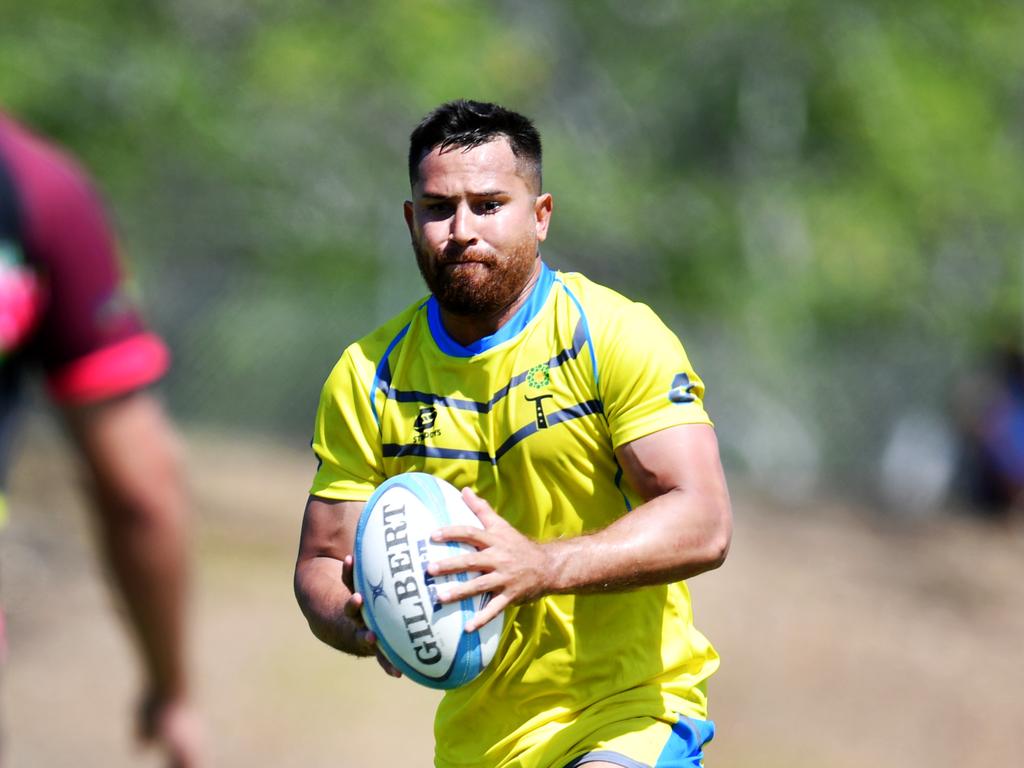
[63,391,200,762]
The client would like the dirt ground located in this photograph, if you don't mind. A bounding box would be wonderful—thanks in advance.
[2,422,1022,767]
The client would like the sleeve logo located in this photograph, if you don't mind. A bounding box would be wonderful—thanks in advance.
[668,372,697,404]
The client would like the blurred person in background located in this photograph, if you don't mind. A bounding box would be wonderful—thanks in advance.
[295,100,731,768]
[0,112,201,766]
[955,342,1024,519]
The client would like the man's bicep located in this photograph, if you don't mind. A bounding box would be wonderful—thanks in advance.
[615,423,727,503]
[297,496,365,563]
[63,391,184,516]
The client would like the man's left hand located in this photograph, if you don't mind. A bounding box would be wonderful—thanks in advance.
[427,488,552,632]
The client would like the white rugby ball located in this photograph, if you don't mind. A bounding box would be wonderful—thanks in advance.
[353,472,504,689]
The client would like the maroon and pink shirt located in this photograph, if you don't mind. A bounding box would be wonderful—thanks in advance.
[0,113,168,485]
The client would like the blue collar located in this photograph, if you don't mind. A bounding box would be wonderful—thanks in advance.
[427,262,554,357]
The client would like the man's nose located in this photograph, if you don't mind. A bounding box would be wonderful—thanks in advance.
[449,203,478,246]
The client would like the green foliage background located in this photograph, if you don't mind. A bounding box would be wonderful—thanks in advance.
[3,0,1022,503]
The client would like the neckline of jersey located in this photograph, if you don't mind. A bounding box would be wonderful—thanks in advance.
[426,261,555,358]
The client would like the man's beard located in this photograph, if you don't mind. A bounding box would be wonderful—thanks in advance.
[413,237,539,317]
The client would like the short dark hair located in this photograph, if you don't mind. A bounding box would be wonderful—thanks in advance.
[408,99,543,192]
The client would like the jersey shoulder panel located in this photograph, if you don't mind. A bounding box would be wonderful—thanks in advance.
[556,271,712,447]
[553,270,635,309]
[347,297,429,365]
[554,271,670,346]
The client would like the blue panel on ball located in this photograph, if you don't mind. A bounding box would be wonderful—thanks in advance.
[452,622,482,685]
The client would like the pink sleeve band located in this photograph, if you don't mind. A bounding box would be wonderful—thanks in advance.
[47,333,170,404]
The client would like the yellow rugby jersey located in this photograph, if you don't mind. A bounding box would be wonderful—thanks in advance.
[310,263,719,768]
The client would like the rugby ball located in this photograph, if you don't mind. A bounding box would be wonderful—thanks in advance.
[353,472,504,689]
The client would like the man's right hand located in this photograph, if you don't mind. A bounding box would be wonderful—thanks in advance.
[296,496,401,677]
[341,554,402,677]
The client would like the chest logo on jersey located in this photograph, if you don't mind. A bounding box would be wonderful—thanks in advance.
[524,362,553,428]
[524,393,553,429]
[526,363,550,389]
[412,406,441,443]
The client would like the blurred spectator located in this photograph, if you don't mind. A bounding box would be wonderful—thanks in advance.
[0,112,202,766]
[954,343,1024,518]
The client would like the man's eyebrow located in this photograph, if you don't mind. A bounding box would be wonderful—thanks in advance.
[418,189,510,199]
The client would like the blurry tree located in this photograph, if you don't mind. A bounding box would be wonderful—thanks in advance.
[2,0,1022,505]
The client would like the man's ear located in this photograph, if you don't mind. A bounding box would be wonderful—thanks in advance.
[534,193,553,242]
[403,200,415,238]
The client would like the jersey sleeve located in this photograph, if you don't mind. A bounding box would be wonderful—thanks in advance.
[13,123,168,404]
[596,300,711,450]
[309,345,386,501]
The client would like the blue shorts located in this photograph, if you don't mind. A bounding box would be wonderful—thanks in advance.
[563,716,716,768]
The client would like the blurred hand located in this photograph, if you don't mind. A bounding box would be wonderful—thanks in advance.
[341,554,402,677]
[138,691,203,768]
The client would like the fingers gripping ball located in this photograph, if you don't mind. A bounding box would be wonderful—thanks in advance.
[353,473,504,689]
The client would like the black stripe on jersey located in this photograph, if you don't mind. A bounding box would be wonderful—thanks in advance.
[381,444,494,462]
[376,318,590,413]
[382,399,604,465]
[545,399,604,426]
[493,399,603,460]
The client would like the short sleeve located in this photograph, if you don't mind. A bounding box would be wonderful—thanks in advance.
[596,301,711,450]
[309,346,386,501]
[8,119,168,403]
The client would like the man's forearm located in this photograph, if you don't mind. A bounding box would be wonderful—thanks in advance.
[67,393,193,699]
[542,485,731,596]
[536,423,733,596]
[439,476,732,633]
[98,495,189,697]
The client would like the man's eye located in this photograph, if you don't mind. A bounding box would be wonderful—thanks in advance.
[480,200,502,213]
